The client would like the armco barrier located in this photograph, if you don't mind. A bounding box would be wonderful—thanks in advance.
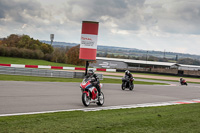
[0,66,103,79]
[0,63,116,72]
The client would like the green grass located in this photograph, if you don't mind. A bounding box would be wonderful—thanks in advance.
[0,74,168,85]
[0,74,83,82]
[0,103,200,133]
[0,56,83,67]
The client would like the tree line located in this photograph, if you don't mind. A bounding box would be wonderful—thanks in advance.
[0,34,85,66]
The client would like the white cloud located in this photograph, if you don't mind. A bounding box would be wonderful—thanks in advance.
[0,0,200,55]
[21,24,27,29]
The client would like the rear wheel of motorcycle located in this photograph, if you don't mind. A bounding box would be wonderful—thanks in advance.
[97,92,104,106]
[121,83,125,90]
[82,93,90,106]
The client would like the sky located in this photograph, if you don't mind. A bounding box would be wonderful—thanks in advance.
[0,0,200,55]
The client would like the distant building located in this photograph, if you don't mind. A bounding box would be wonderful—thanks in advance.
[91,57,200,71]
[178,64,200,71]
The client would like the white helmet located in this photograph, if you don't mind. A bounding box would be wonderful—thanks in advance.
[125,70,130,74]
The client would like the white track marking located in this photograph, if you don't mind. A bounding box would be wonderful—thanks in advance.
[0,99,200,117]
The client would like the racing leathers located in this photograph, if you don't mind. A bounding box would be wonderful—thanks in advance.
[85,73,101,96]
[125,73,133,85]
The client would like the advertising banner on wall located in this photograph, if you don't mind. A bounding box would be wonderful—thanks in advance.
[79,21,99,61]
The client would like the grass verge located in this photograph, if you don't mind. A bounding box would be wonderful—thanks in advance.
[0,74,168,85]
[0,103,200,133]
[0,56,83,67]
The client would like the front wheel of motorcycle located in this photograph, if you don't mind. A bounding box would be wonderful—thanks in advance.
[121,83,125,90]
[82,93,90,106]
[97,92,104,106]
[129,84,134,91]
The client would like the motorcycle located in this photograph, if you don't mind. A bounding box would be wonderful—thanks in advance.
[180,79,188,86]
[80,77,104,106]
[121,75,134,91]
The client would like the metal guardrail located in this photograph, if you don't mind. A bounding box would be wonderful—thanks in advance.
[0,66,103,79]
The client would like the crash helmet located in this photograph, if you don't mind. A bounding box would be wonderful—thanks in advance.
[88,69,94,76]
[125,70,130,75]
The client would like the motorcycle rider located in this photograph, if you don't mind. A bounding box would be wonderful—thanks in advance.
[180,77,187,85]
[125,70,133,85]
[85,69,101,96]
[180,77,183,83]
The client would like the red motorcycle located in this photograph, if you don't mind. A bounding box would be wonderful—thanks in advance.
[80,77,104,106]
[180,79,188,86]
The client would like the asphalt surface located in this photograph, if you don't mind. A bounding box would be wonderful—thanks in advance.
[0,80,200,115]
[104,76,179,85]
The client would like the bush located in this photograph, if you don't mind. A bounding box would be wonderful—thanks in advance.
[66,45,85,66]
[0,34,72,64]
[9,47,20,57]
[4,47,11,57]
[34,50,44,59]
[51,47,67,63]
[44,54,53,61]
[0,46,6,56]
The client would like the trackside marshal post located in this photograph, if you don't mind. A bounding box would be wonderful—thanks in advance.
[79,21,99,75]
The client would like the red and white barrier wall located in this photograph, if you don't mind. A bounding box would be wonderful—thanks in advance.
[0,63,116,72]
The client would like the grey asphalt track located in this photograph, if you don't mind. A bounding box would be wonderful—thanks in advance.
[0,80,199,115]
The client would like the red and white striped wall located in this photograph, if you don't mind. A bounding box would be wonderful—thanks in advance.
[0,63,116,72]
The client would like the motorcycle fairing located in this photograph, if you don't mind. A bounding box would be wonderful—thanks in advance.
[83,90,89,97]
[80,80,92,89]
[90,87,97,100]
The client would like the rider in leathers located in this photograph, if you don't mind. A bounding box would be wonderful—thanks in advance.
[85,69,101,96]
[125,70,133,85]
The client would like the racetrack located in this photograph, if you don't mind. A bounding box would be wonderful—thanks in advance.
[96,71,200,83]
[0,80,199,116]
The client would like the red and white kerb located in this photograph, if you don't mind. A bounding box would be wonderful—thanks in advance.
[79,21,99,61]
